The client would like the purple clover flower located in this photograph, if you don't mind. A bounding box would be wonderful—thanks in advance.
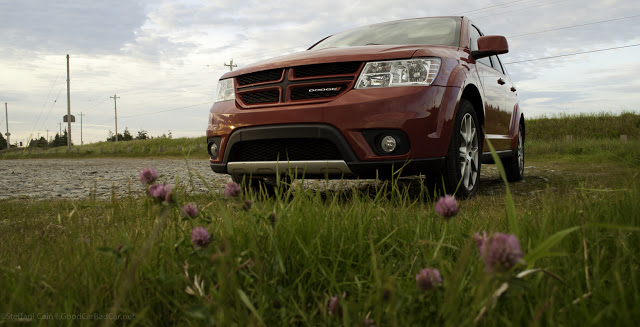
[182,203,198,218]
[191,226,211,247]
[148,183,172,203]
[435,195,458,218]
[149,184,163,198]
[139,167,158,185]
[328,296,342,317]
[224,182,241,197]
[415,267,442,291]
[475,231,523,272]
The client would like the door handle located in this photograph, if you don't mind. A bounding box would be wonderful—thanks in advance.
[510,86,517,92]
[497,78,506,85]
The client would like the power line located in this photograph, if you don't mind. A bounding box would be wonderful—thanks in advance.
[470,0,572,20]
[507,14,640,38]
[37,86,65,133]
[456,0,531,15]
[92,101,211,126]
[503,43,640,64]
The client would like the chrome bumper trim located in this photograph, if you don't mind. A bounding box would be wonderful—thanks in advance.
[226,160,353,176]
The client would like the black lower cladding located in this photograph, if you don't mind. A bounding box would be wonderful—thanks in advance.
[209,124,444,178]
[228,138,342,162]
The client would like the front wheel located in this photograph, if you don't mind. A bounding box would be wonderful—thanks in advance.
[442,99,482,198]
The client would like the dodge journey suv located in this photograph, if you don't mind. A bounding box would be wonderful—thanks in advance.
[207,16,525,198]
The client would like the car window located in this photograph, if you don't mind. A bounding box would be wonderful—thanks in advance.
[491,55,505,75]
[312,17,462,49]
[469,25,491,67]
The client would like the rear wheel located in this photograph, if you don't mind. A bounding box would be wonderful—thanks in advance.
[504,124,525,182]
[442,99,482,198]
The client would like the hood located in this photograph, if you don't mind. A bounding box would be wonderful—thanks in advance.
[221,44,460,79]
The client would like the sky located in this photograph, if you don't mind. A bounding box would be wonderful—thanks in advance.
[1,0,639,146]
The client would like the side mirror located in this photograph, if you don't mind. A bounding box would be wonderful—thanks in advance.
[472,35,509,59]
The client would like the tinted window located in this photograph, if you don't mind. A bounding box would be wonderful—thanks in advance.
[312,17,461,49]
[469,25,491,67]
[491,55,505,75]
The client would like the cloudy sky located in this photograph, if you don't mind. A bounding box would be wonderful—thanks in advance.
[1,0,639,145]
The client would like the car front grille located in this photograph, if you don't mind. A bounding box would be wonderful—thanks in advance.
[234,62,362,106]
[241,90,280,104]
[228,139,343,162]
[236,69,283,86]
[293,62,362,78]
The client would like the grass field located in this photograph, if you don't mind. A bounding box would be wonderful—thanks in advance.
[1,113,639,326]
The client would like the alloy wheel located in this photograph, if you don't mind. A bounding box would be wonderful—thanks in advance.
[517,131,524,175]
[458,113,479,191]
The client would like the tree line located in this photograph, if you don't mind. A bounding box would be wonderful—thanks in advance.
[0,128,173,150]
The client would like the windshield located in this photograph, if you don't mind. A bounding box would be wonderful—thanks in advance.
[311,17,461,49]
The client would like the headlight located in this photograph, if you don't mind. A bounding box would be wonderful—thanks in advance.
[355,58,441,89]
[214,78,235,102]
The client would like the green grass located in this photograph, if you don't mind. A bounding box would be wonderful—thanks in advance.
[1,112,640,325]
[526,111,640,141]
[0,136,209,160]
[1,140,640,326]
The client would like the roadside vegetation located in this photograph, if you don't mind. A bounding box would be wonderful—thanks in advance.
[0,112,639,326]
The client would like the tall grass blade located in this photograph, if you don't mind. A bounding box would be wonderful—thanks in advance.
[485,138,519,236]
[524,226,580,267]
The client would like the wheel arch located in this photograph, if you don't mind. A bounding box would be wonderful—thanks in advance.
[459,84,484,128]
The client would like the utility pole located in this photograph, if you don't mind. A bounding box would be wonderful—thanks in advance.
[58,122,62,136]
[224,58,237,71]
[110,94,120,142]
[4,103,9,149]
[46,129,50,142]
[66,54,72,150]
[79,112,85,145]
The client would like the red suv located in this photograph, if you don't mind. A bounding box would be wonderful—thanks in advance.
[207,16,524,198]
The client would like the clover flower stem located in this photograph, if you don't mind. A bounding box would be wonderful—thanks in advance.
[432,223,448,260]
[579,210,591,293]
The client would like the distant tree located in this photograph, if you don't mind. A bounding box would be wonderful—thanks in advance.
[106,130,124,142]
[135,130,149,140]
[168,130,173,139]
[28,137,48,148]
[0,132,6,150]
[50,129,70,147]
[121,128,133,141]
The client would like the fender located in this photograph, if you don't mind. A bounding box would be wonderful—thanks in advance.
[430,57,485,144]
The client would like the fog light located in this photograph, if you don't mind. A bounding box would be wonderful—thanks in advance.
[209,142,218,157]
[380,135,397,153]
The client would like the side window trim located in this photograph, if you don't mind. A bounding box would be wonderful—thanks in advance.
[470,24,493,68]
[493,55,506,75]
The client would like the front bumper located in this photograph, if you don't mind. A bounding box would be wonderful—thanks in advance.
[209,124,444,178]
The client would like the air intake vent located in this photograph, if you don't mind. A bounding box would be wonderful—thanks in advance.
[228,139,343,162]
[236,69,284,86]
[241,91,280,104]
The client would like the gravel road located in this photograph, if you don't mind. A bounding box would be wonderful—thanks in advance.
[0,158,547,201]
[0,158,231,200]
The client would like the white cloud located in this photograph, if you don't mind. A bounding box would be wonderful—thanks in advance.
[0,0,639,145]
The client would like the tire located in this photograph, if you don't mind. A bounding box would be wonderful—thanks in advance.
[442,99,482,198]
[504,124,525,182]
